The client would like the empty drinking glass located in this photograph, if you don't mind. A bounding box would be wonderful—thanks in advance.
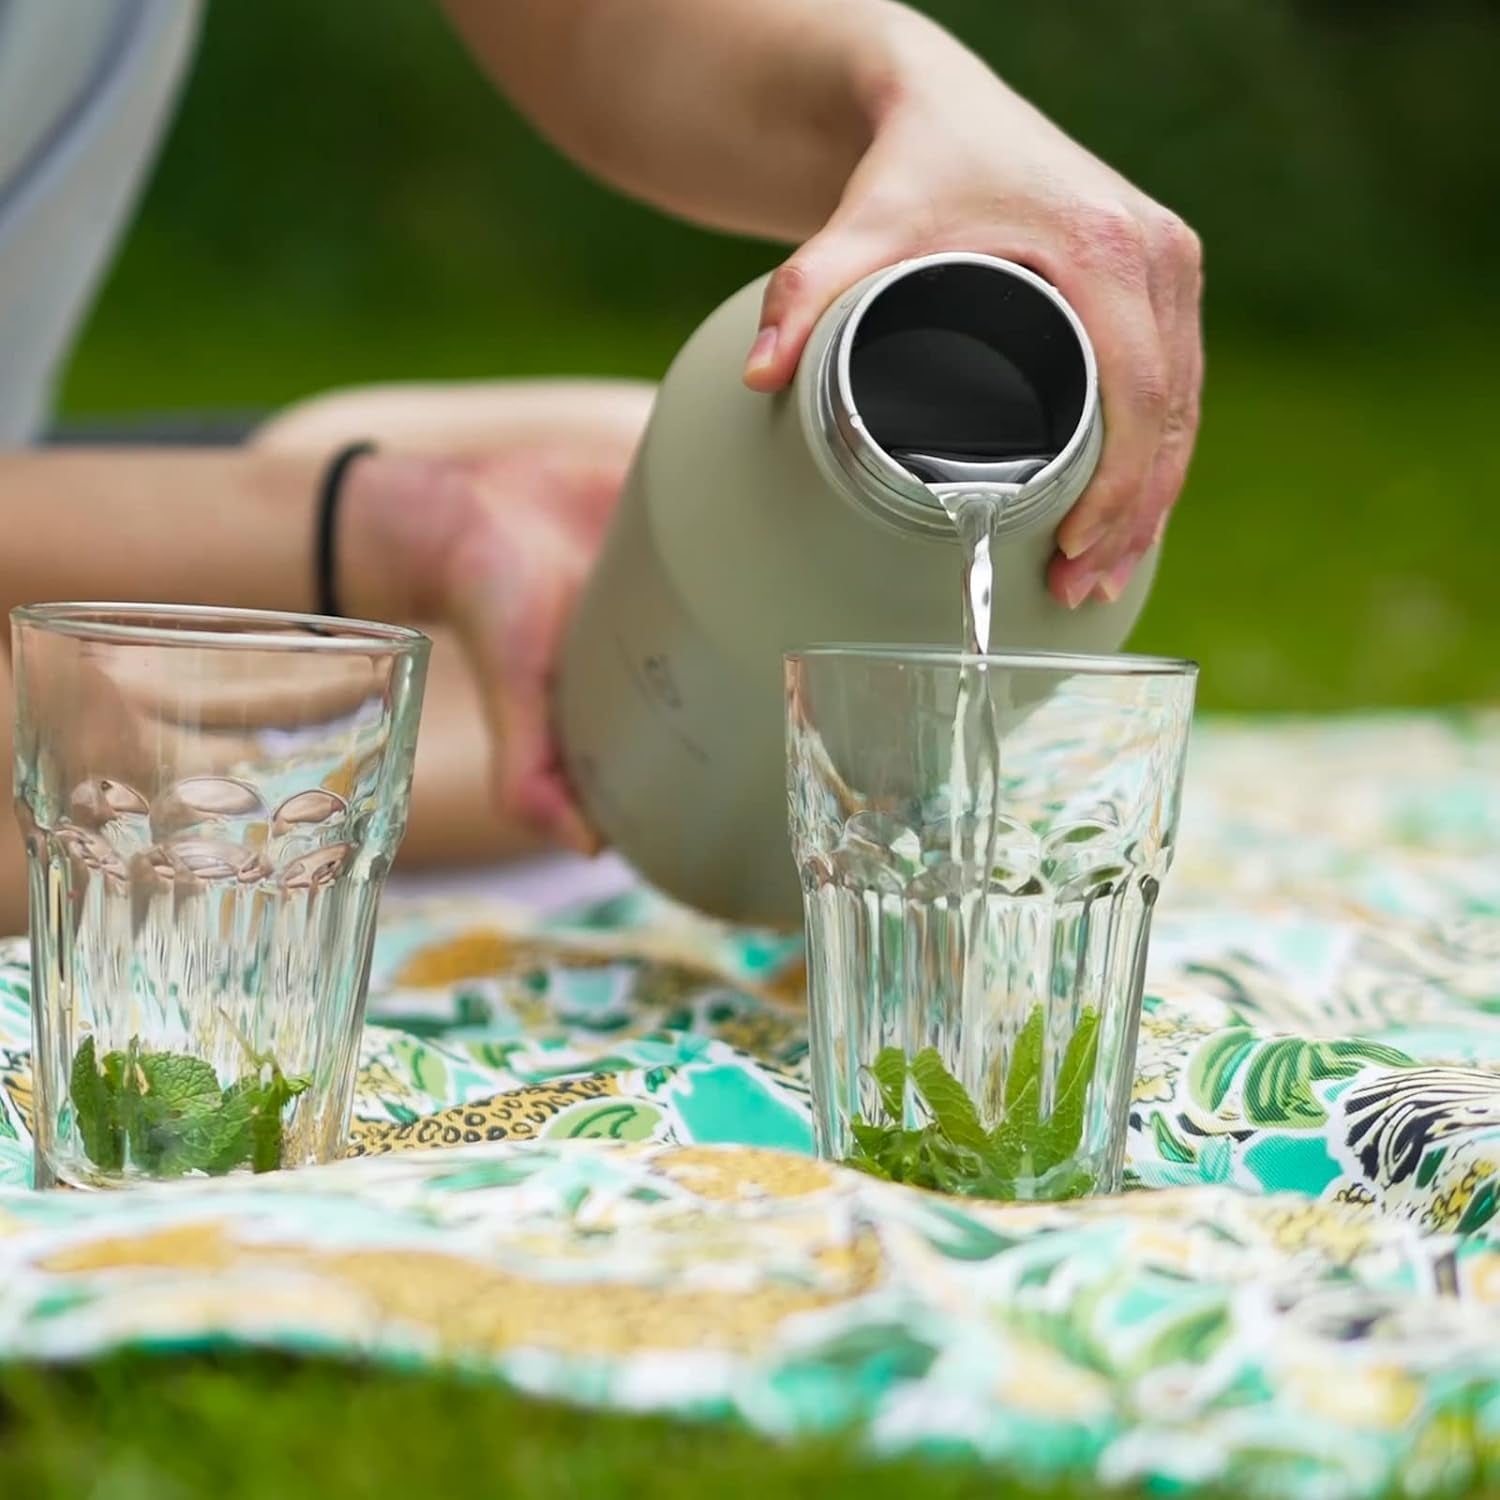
[11,604,429,1188]
[786,646,1196,1201]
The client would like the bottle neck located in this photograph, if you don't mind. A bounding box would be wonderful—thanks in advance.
[796,253,1102,542]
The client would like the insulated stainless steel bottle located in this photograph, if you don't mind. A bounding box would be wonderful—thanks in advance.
[556,253,1157,928]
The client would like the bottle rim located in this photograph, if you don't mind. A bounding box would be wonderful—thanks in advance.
[805,252,1102,540]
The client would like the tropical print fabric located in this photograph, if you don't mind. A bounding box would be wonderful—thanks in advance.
[0,713,1498,1498]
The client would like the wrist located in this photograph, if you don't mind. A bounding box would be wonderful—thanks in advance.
[850,2,974,128]
[334,452,480,626]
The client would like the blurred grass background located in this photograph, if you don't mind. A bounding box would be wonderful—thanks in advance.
[62,0,1499,710]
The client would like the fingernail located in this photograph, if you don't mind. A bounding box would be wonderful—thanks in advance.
[745,326,778,375]
[1061,569,1102,610]
[1059,520,1111,561]
[1096,556,1138,603]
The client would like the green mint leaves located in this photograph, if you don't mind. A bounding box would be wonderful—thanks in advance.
[844,1005,1101,1201]
[69,1035,310,1179]
[71,1036,123,1171]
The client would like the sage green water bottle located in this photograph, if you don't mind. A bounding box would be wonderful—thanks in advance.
[556,252,1157,929]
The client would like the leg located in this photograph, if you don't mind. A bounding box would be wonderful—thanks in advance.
[253,377,653,458]
[254,378,654,871]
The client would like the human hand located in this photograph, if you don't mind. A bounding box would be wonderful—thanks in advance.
[741,13,1203,608]
[340,440,635,854]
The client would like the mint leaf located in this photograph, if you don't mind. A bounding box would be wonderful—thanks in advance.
[67,1038,310,1177]
[843,1004,1103,1204]
[1005,1007,1045,1114]
[100,1047,129,1091]
[987,1073,1038,1179]
[1034,1009,1100,1174]
[868,1048,908,1123]
[1047,1165,1096,1200]
[249,1068,308,1173]
[137,1051,221,1116]
[70,1036,123,1171]
[909,1049,989,1154]
[125,1048,223,1176]
[918,1132,991,1195]
[886,1128,927,1185]
[851,1120,894,1160]
[1054,1008,1101,1107]
[155,1106,245,1178]
[844,1153,887,1182]
[203,1077,261,1174]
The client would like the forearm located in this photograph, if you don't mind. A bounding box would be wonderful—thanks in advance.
[440,0,966,241]
[0,448,334,626]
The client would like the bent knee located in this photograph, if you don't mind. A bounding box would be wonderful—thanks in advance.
[252,378,654,456]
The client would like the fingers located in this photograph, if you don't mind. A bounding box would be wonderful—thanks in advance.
[446,513,602,857]
[743,221,895,392]
[1049,215,1169,605]
[1050,206,1203,607]
[1128,233,1204,569]
[512,755,603,858]
[1092,215,1204,593]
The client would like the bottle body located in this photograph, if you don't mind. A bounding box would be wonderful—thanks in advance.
[556,259,1156,928]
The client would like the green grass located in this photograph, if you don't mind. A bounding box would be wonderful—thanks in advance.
[0,1354,1160,1500]
[7,1352,1486,1499]
[1127,333,1499,711]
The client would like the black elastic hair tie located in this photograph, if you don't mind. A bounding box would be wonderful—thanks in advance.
[314,440,376,619]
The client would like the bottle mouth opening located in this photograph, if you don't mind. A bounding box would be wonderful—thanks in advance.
[821,255,1099,536]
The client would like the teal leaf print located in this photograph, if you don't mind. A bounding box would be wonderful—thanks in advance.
[1151,1111,1198,1165]
[544,1100,662,1142]
[1128,1301,1231,1378]
[1243,1037,1415,1129]
[1416,1146,1448,1188]
[1242,1133,1342,1195]
[912,1199,1018,1261]
[392,1039,450,1098]
[428,1157,552,1193]
[1458,1181,1500,1235]
[1188,1028,1257,1112]
[454,987,495,1025]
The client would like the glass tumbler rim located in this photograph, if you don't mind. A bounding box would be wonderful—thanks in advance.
[785,643,1198,678]
[10,601,429,656]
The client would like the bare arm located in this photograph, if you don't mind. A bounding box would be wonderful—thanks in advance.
[0,448,327,624]
[440,0,905,243]
[441,0,1204,606]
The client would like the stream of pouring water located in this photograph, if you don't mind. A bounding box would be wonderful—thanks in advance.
[939,486,1015,851]
[938,484,1024,1064]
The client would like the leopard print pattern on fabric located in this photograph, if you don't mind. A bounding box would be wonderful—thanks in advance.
[0,1048,33,1137]
[346,1075,621,1157]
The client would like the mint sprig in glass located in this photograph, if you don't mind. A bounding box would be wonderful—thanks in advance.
[845,1006,1101,1200]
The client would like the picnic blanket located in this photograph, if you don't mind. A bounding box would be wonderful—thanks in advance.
[2,713,1499,1498]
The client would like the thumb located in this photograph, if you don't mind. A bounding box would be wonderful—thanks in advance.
[477,651,596,855]
[743,225,897,393]
[495,687,598,855]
